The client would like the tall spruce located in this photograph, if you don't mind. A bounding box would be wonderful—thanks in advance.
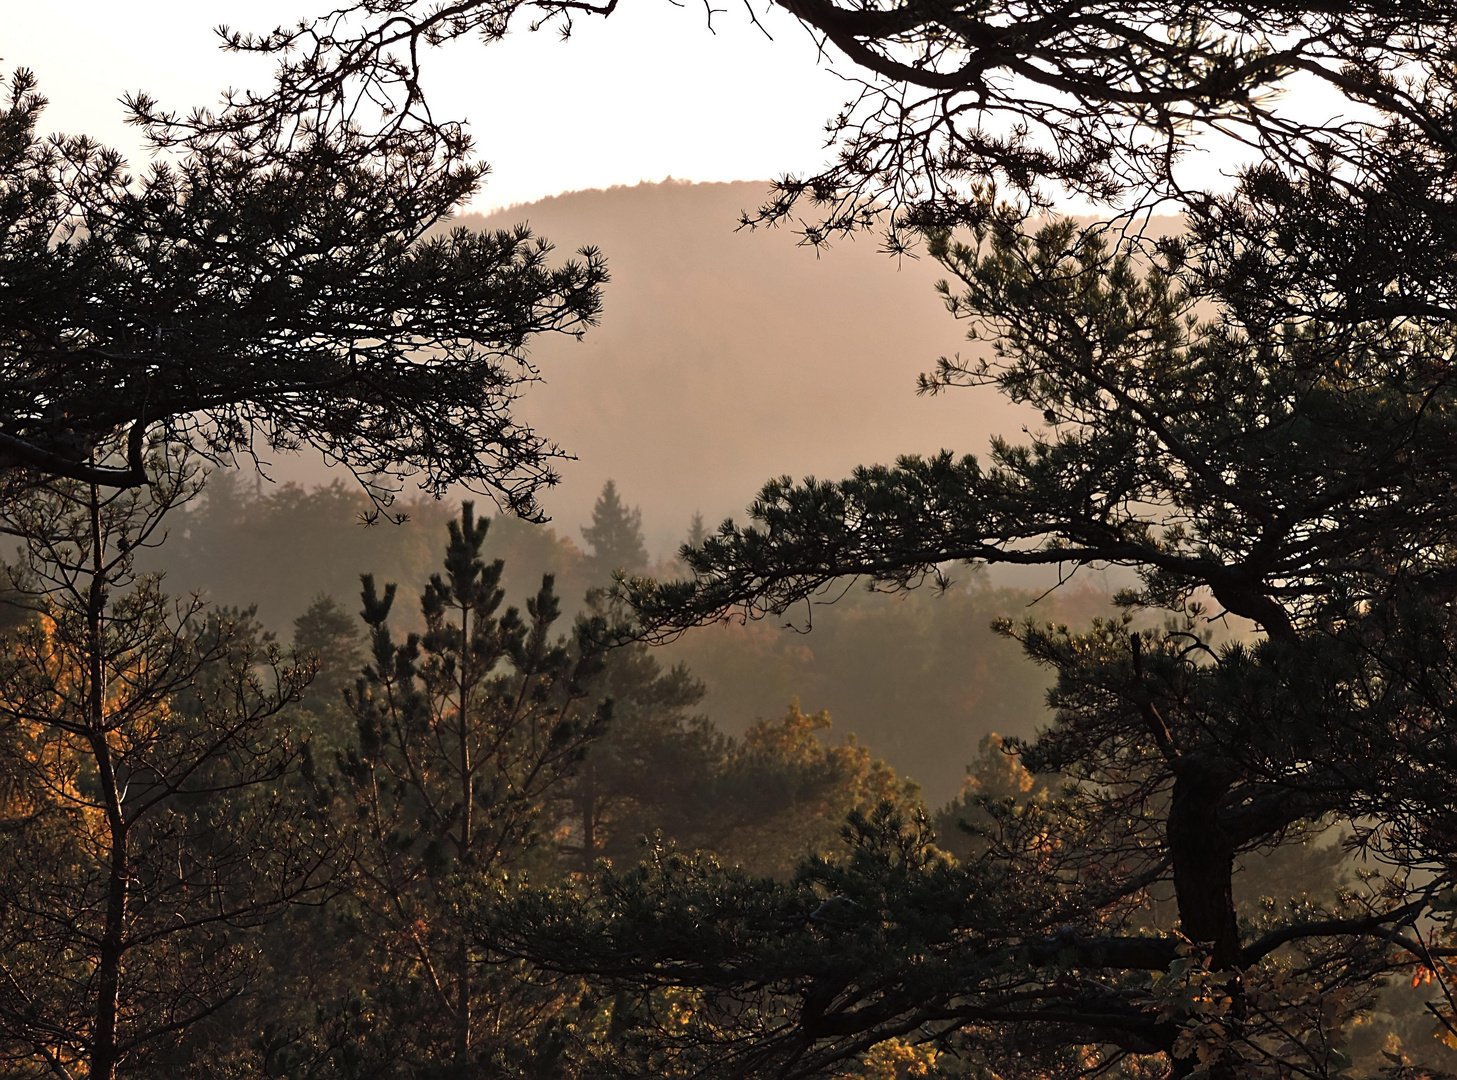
[291,594,365,715]
[580,480,648,582]
[686,511,708,551]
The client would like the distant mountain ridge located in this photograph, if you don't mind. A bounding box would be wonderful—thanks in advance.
[463,179,1024,556]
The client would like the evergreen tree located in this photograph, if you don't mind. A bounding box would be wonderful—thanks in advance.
[686,511,708,551]
[580,480,648,582]
[292,594,365,715]
[556,624,717,871]
[496,165,1457,1077]
[0,70,604,512]
[309,503,611,1072]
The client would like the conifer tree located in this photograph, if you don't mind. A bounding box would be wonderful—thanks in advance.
[580,480,648,582]
[0,446,334,1080]
[492,161,1457,1079]
[0,70,604,513]
[291,594,365,714]
[320,503,611,1070]
[686,511,708,551]
[556,626,714,872]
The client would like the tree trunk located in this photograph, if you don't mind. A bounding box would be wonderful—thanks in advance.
[86,483,128,1080]
[1168,752,1244,1080]
[455,599,473,1063]
[581,761,598,873]
[1168,754,1241,969]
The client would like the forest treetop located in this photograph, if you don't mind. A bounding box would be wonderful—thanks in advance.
[196,0,1457,243]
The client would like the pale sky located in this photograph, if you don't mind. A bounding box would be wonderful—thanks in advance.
[10,0,1342,222]
[6,0,850,213]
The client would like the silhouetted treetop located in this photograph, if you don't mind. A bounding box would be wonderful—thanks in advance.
[0,70,605,511]
[624,210,1457,642]
[582,480,648,580]
[206,0,1457,240]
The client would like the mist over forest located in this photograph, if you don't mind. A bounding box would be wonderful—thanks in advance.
[274,179,1056,559]
[169,178,1123,801]
[147,455,1102,805]
[10,4,1457,1077]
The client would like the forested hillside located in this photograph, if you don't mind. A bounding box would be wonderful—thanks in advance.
[11,0,1457,1073]
[139,178,1128,798]
[144,471,1089,800]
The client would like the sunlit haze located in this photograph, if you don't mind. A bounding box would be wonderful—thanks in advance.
[7,0,1341,556]
[7,0,849,213]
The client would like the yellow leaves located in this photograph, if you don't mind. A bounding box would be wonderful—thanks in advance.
[842,1037,941,1079]
[741,697,833,765]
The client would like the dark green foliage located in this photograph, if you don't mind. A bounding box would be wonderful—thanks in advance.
[557,622,717,870]
[292,594,366,715]
[298,503,611,1072]
[530,162,1457,1074]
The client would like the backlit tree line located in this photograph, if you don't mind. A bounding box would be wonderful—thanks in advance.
[7,0,1457,1076]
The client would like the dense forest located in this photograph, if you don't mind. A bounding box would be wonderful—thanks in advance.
[141,468,1093,801]
[0,464,1080,1076]
[10,0,1457,1077]
[11,465,1430,1079]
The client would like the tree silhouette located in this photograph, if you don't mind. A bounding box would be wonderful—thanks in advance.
[494,190,1457,1075]
[581,480,648,582]
[0,448,335,1080]
[198,0,1457,240]
[323,503,610,1069]
[0,70,604,513]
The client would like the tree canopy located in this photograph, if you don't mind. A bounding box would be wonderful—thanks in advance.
[483,91,1457,1079]
[202,0,1457,240]
[0,70,604,512]
[10,0,1457,1076]
[581,479,649,581]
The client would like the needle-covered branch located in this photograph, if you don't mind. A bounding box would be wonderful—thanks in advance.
[0,70,606,513]
[623,211,1457,644]
[204,0,1457,239]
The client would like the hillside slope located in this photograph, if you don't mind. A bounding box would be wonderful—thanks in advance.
[467,179,1028,555]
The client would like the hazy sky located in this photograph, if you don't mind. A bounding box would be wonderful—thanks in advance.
[10,0,1365,224]
[7,0,849,213]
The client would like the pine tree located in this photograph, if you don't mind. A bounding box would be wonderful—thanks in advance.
[291,594,365,715]
[504,196,1457,1077]
[556,629,714,872]
[686,511,708,551]
[0,70,604,511]
[324,502,610,1070]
